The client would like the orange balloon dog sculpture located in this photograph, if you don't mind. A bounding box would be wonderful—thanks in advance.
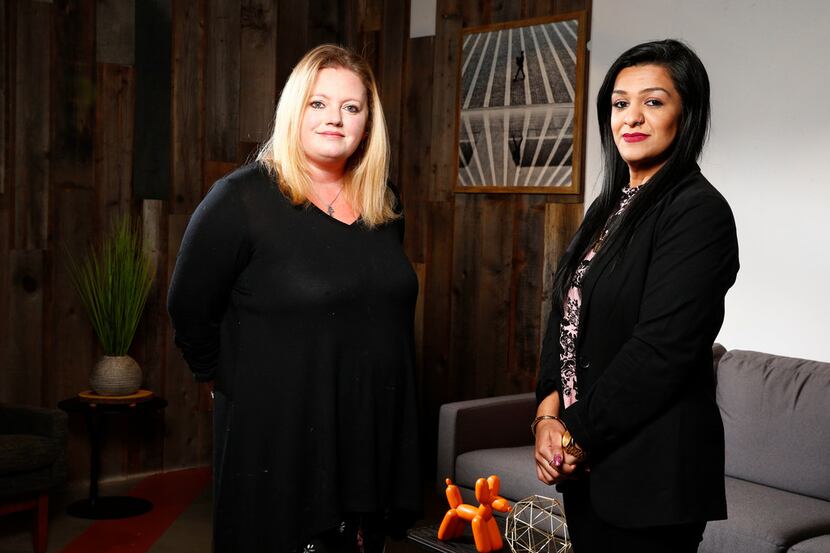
[437,475,511,552]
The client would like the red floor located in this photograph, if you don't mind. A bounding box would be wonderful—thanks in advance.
[58,468,211,553]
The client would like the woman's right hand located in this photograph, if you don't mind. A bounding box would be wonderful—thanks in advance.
[534,418,578,485]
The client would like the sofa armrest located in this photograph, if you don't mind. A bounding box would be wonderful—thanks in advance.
[436,393,536,485]
[713,343,726,370]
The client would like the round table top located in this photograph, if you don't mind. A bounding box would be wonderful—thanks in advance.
[59,391,167,412]
[78,389,154,404]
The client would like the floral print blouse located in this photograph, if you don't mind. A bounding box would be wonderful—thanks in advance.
[559,185,643,408]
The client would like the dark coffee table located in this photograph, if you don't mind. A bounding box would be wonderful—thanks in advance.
[406,519,508,552]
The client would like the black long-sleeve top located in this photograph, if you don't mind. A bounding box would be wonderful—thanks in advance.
[168,163,421,552]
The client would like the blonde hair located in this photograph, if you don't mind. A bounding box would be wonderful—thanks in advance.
[256,44,398,228]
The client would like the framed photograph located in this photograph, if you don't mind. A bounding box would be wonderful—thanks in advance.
[454,12,588,194]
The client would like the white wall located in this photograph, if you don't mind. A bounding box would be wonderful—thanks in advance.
[585,0,830,362]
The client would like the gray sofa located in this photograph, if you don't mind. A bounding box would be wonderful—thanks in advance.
[436,346,830,552]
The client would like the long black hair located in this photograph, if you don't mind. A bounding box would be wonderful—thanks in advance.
[551,39,711,313]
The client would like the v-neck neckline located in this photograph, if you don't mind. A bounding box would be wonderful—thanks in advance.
[308,202,361,228]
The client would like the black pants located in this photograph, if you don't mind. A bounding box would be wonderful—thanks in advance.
[563,480,706,553]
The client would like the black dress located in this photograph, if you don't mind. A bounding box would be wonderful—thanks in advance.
[168,163,422,552]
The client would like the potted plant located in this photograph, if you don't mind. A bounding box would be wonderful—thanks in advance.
[66,215,154,396]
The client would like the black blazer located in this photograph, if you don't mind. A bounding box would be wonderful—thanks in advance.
[536,168,739,527]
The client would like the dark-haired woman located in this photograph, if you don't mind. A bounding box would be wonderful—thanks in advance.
[532,40,739,552]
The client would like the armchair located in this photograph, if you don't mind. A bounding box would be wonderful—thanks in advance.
[0,403,69,553]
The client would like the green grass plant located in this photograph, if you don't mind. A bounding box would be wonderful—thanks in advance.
[66,215,154,356]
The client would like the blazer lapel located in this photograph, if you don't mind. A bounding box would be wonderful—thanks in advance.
[574,166,702,348]
[578,234,624,333]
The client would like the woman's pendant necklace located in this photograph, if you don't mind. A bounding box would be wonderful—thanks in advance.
[325,186,343,217]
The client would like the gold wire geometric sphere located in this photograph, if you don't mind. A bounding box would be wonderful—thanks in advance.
[504,495,572,553]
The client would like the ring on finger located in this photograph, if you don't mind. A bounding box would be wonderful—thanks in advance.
[548,453,563,468]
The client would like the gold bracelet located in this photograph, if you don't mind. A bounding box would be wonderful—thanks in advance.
[531,415,566,437]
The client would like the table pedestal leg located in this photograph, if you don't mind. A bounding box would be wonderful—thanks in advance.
[65,407,153,519]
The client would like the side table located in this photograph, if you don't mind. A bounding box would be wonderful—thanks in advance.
[58,390,167,519]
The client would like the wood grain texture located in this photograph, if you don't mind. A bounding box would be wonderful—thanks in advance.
[508,194,546,388]
[492,0,522,22]
[428,1,460,201]
[0,249,10,403]
[64,413,89,485]
[132,200,168,475]
[276,0,308,95]
[528,0,556,17]
[400,199,424,267]
[99,411,126,480]
[46,187,97,410]
[399,35,434,263]
[205,0,240,162]
[359,30,381,78]
[95,64,135,230]
[132,0,171,200]
[358,0,382,32]
[125,403,166,475]
[460,0,488,27]
[379,0,407,183]
[448,194,516,398]
[171,0,205,214]
[14,0,50,249]
[134,199,168,396]
[449,193,479,399]
[240,0,276,144]
[554,0,585,13]
[308,0,340,48]
[0,0,7,197]
[0,0,11,253]
[51,0,95,189]
[420,199,453,462]
[96,0,136,65]
[339,0,358,47]
[8,249,45,406]
[238,140,259,164]
[204,160,238,196]
[472,196,513,396]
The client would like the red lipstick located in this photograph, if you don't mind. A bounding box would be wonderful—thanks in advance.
[623,133,648,143]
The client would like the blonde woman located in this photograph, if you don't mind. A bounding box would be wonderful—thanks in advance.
[169,45,421,553]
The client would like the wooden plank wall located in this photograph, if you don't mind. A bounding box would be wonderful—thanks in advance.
[0,0,588,485]
[400,0,589,464]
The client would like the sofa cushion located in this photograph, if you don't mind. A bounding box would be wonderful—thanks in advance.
[788,535,830,553]
[700,477,830,553]
[716,349,830,500]
[0,434,58,473]
[456,446,564,505]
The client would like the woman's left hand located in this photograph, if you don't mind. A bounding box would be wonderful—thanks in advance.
[534,419,580,485]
